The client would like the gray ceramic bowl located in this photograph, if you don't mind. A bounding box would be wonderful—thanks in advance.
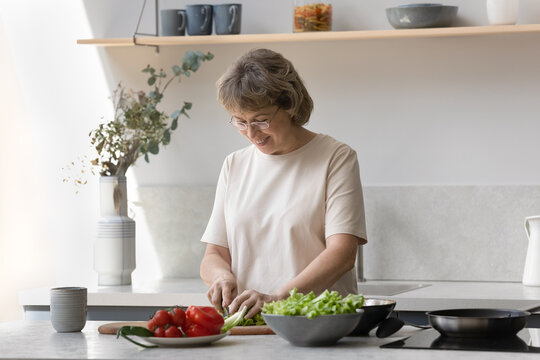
[262,311,364,347]
[386,3,458,29]
[349,298,396,336]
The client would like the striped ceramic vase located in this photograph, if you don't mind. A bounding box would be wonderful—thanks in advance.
[94,176,136,285]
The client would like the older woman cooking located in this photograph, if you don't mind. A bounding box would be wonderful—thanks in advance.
[200,48,367,319]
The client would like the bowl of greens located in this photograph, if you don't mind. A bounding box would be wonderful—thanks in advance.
[261,289,364,346]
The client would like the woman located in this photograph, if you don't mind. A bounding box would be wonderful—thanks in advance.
[200,48,367,319]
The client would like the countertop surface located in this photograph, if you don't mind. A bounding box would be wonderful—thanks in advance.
[1,320,538,360]
[19,279,540,313]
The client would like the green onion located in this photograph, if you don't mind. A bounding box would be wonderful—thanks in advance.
[221,306,248,333]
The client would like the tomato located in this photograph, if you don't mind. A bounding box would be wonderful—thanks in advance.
[185,306,224,335]
[165,325,183,338]
[147,318,156,331]
[169,307,186,327]
[152,309,171,327]
[153,326,166,337]
[185,323,215,337]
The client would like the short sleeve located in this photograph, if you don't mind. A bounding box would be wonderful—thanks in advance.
[200,157,230,247]
[325,146,367,241]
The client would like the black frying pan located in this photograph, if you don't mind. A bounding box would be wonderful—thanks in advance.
[426,308,530,338]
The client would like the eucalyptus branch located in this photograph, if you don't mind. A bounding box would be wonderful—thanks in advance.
[63,51,214,188]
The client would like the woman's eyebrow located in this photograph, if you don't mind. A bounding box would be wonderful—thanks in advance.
[233,111,273,122]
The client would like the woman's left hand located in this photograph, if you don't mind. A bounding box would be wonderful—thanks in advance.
[228,289,279,319]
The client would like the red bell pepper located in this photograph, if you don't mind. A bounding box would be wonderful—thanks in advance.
[184,306,224,336]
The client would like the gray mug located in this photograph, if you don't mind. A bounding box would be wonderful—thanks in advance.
[214,4,241,35]
[160,9,187,36]
[50,287,87,333]
[186,4,213,35]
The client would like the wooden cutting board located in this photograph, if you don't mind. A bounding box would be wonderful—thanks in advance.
[229,325,274,335]
[98,322,274,335]
[98,322,148,335]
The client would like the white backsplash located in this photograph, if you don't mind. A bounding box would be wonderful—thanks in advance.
[135,186,215,278]
[363,186,540,281]
[134,186,540,281]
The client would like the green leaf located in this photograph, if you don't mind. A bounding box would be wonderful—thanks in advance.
[184,102,192,110]
[182,50,204,72]
[144,153,149,163]
[147,77,156,86]
[180,108,190,119]
[117,326,154,337]
[148,142,159,155]
[172,65,181,75]
[163,130,171,144]
[171,118,178,131]
[116,326,157,349]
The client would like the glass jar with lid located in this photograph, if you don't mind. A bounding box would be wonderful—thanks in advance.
[293,1,332,32]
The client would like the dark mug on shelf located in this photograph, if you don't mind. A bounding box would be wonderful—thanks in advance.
[213,4,242,35]
[160,9,187,36]
[186,4,213,35]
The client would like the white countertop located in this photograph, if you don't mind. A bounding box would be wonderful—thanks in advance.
[378,281,540,312]
[19,279,540,313]
[0,320,537,360]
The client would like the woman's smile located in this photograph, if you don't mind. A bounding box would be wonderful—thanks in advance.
[253,136,270,146]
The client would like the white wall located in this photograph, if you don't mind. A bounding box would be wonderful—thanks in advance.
[0,11,55,323]
[1,0,540,320]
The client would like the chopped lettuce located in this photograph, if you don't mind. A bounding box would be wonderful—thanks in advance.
[262,288,364,319]
[237,312,266,326]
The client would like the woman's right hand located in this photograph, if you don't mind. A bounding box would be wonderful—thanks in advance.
[207,274,238,313]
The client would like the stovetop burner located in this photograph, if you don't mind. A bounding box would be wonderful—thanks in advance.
[381,329,540,353]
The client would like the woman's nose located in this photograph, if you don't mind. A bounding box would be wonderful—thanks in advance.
[246,125,259,138]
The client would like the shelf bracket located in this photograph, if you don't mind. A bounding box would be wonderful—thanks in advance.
[132,0,160,53]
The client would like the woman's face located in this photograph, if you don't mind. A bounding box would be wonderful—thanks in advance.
[231,106,304,155]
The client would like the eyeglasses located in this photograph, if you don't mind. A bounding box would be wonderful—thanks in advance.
[229,107,280,131]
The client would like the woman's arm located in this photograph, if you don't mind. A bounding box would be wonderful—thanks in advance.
[200,243,238,312]
[274,233,364,298]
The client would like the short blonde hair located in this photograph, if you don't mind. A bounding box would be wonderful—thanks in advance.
[217,48,313,126]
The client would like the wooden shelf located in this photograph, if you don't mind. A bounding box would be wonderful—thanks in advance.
[77,24,540,47]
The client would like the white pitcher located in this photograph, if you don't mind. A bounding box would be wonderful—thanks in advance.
[523,215,540,286]
[487,0,519,25]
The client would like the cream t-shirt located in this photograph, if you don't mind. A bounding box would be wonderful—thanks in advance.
[201,133,367,296]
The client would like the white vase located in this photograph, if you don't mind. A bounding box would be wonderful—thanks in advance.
[94,176,136,286]
[487,0,519,25]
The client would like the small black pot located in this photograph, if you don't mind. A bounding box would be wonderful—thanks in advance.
[349,298,396,336]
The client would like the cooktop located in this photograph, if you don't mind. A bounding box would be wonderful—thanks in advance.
[381,329,540,353]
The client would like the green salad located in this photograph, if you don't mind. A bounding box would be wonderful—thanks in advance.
[237,312,266,326]
[262,288,364,319]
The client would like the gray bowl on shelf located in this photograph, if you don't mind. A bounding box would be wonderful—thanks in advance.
[386,3,458,29]
[262,311,364,347]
